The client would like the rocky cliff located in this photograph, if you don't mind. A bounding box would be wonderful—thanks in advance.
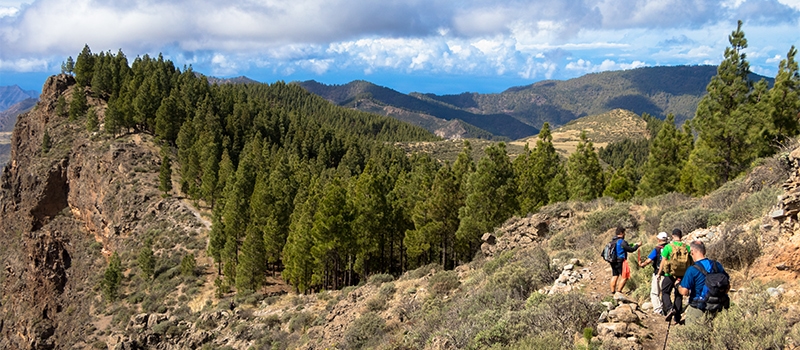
[0,75,206,349]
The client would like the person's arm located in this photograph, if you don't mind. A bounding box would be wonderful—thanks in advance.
[678,284,690,296]
[678,268,693,296]
[657,256,665,276]
[621,240,640,252]
[639,258,652,268]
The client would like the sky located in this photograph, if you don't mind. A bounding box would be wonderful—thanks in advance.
[0,0,799,95]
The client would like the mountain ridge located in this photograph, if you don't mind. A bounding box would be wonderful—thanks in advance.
[298,66,774,142]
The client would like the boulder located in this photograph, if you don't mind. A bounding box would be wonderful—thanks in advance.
[597,322,628,337]
[608,307,639,324]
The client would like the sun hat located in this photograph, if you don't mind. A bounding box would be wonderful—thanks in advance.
[657,232,669,240]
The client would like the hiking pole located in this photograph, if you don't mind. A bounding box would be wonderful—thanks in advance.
[663,317,672,350]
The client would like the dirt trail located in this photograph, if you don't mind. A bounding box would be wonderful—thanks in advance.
[583,259,674,349]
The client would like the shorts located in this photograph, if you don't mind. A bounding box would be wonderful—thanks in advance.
[611,261,623,276]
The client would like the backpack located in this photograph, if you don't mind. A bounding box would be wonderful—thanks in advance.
[694,261,731,312]
[601,238,620,263]
[652,245,664,271]
[664,242,690,276]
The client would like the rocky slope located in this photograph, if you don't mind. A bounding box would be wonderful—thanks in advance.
[0,75,207,349]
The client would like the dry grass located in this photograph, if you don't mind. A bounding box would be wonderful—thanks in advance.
[510,109,648,156]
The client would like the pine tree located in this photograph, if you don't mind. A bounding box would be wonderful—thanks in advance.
[102,252,122,301]
[74,45,94,87]
[769,46,800,139]
[566,131,604,201]
[350,160,391,276]
[408,163,461,268]
[682,21,767,195]
[55,95,67,117]
[64,56,75,74]
[520,122,563,212]
[456,142,517,261]
[41,130,51,154]
[86,107,99,132]
[137,240,155,280]
[311,178,352,290]
[236,226,267,293]
[604,158,637,201]
[282,187,317,293]
[69,87,88,121]
[637,114,691,197]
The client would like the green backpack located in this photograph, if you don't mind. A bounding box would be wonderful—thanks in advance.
[664,242,690,277]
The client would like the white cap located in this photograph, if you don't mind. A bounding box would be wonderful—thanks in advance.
[657,232,669,240]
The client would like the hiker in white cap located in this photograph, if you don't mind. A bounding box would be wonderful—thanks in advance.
[639,231,670,314]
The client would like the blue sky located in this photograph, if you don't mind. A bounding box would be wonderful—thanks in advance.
[1,0,799,95]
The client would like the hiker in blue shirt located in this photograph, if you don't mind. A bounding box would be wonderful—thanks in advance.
[609,226,640,294]
[678,240,731,325]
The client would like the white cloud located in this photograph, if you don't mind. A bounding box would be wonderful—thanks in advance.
[0,56,48,71]
[766,54,783,64]
[565,58,646,74]
[0,6,18,17]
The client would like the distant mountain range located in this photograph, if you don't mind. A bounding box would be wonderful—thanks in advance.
[0,85,38,112]
[297,80,538,140]
[298,66,774,140]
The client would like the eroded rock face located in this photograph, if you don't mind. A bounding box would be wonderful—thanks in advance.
[755,147,800,280]
[0,75,202,349]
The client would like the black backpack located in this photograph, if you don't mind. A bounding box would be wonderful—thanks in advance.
[694,260,731,312]
[601,238,620,263]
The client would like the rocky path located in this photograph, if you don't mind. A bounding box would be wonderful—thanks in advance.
[579,259,674,349]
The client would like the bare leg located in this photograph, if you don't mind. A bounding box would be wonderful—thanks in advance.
[610,276,619,293]
[618,278,628,293]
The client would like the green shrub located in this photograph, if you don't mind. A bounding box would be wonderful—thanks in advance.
[365,295,387,312]
[583,203,637,234]
[287,312,315,333]
[721,187,781,224]
[342,312,385,349]
[706,226,761,270]
[378,282,396,297]
[659,207,716,233]
[483,250,514,275]
[548,231,567,251]
[263,314,282,329]
[368,273,394,285]
[495,331,564,350]
[703,178,746,211]
[180,254,196,277]
[525,291,547,309]
[428,270,460,296]
[490,248,556,300]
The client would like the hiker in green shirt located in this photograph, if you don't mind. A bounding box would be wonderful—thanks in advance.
[657,228,692,323]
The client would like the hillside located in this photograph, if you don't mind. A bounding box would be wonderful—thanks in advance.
[511,109,649,157]
[297,80,538,140]
[423,66,773,127]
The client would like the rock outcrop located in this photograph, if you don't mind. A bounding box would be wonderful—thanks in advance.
[481,213,558,257]
[0,75,206,349]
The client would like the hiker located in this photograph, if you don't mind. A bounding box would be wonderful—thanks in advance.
[678,240,731,325]
[638,231,669,314]
[658,228,691,323]
[608,226,641,294]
